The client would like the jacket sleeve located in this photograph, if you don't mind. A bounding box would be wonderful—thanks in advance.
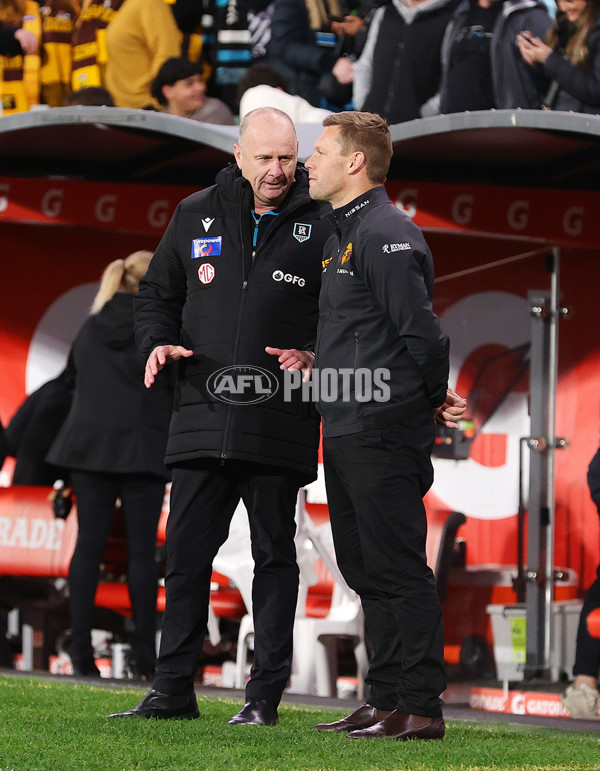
[134,204,188,363]
[421,14,457,117]
[352,5,384,109]
[0,24,24,57]
[354,215,449,407]
[268,0,337,75]
[140,0,182,81]
[543,29,600,107]
[3,390,38,457]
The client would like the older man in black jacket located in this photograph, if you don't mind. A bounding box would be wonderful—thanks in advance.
[110,108,331,725]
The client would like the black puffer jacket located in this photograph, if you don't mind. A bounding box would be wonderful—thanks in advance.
[135,164,331,483]
[47,293,173,479]
[5,364,74,485]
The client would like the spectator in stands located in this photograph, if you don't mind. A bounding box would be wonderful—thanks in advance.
[47,252,174,679]
[248,0,277,63]
[562,446,600,719]
[71,0,180,109]
[2,364,74,486]
[168,0,205,64]
[0,15,38,56]
[64,86,114,106]
[267,0,354,107]
[352,0,460,123]
[0,0,42,114]
[40,0,80,109]
[516,0,600,112]
[237,62,331,120]
[421,0,553,116]
[329,0,389,58]
[151,57,234,124]
[1,0,82,113]
[203,0,253,113]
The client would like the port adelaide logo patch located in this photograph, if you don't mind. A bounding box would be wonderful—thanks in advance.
[293,223,312,243]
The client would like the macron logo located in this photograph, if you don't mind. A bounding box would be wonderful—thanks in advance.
[201,217,215,232]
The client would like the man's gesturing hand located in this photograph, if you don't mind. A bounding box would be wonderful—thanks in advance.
[265,347,315,383]
[145,345,193,388]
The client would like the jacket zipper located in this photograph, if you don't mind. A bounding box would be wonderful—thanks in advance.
[219,196,310,460]
[220,208,249,462]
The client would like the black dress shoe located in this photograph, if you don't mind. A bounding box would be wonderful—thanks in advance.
[109,689,200,719]
[228,699,278,726]
[312,704,392,732]
[347,709,445,741]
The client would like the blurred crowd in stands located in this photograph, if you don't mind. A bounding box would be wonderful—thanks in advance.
[0,0,599,122]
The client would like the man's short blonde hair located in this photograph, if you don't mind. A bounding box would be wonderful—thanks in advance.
[323,111,392,184]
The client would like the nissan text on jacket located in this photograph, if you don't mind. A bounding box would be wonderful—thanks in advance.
[315,185,449,437]
[134,163,331,484]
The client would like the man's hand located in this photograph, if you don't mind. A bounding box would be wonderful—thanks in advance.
[434,388,467,428]
[266,346,314,382]
[145,345,193,388]
[332,56,354,85]
[331,15,364,37]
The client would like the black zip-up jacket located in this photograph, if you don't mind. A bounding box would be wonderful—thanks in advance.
[315,186,449,438]
[47,293,173,480]
[356,0,459,123]
[543,12,600,113]
[135,163,331,483]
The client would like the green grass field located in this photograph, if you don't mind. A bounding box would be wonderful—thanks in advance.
[0,675,599,771]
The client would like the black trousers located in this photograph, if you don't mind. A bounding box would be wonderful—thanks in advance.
[323,412,446,717]
[153,460,300,705]
[69,471,165,665]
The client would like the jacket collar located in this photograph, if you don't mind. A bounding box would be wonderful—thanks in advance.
[325,185,389,231]
[215,162,312,214]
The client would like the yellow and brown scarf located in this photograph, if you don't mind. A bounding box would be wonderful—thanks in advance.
[71,0,124,91]
[41,0,80,107]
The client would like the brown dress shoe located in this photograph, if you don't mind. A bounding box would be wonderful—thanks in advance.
[347,709,445,741]
[311,704,392,732]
